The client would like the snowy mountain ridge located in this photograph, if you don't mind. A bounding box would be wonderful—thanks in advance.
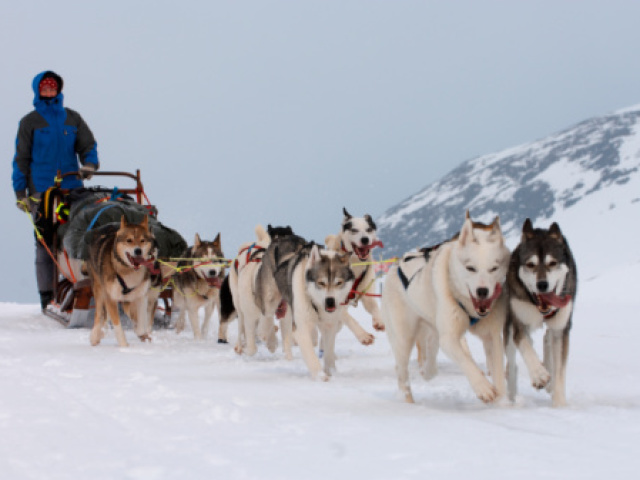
[376,104,640,257]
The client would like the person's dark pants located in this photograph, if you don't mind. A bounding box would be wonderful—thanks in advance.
[34,211,54,310]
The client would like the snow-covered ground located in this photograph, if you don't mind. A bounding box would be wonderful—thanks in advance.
[1,259,638,480]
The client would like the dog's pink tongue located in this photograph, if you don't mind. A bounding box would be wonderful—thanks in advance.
[538,292,572,308]
[472,283,503,313]
[370,240,384,249]
[207,277,222,288]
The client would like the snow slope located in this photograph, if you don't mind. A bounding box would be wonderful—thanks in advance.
[1,260,638,479]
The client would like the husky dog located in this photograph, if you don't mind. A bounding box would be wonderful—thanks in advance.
[234,226,307,358]
[273,243,354,379]
[86,215,156,347]
[172,233,226,340]
[382,212,510,403]
[505,219,577,407]
[326,208,384,345]
[218,225,293,344]
[226,225,274,354]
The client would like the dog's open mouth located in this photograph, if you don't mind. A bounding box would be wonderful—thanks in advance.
[351,240,384,261]
[470,283,503,317]
[127,253,158,273]
[206,277,222,288]
[126,253,145,270]
[536,292,572,315]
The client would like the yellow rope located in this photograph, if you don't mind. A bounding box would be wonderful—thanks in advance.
[351,257,399,267]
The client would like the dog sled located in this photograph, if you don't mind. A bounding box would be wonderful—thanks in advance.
[37,170,187,328]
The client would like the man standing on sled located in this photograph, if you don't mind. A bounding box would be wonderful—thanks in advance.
[11,70,100,311]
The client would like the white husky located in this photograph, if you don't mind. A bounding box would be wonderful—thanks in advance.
[382,212,510,403]
[229,225,279,356]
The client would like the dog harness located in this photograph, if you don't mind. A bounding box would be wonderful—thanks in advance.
[233,243,265,272]
[397,243,441,289]
[457,301,481,326]
[116,273,137,295]
[342,266,370,305]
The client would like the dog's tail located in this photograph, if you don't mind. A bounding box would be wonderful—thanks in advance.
[255,224,269,243]
[219,274,236,324]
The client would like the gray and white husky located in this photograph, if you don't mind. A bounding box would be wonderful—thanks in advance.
[325,208,384,346]
[273,242,354,380]
[505,219,577,407]
[172,233,226,340]
[382,212,510,403]
[218,225,294,344]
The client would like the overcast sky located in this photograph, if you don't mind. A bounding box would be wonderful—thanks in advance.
[2,1,640,302]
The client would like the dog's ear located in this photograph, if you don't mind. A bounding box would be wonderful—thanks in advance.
[194,233,202,247]
[458,216,475,246]
[465,210,471,220]
[343,207,352,221]
[140,215,149,231]
[364,214,377,231]
[213,233,221,249]
[308,244,321,266]
[120,214,127,230]
[489,215,502,236]
[522,218,535,240]
[549,222,564,243]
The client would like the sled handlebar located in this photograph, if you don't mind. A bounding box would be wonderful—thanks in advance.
[55,169,145,203]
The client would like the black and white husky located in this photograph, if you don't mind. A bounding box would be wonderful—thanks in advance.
[382,212,510,403]
[505,219,577,407]
[325,208,385,345]
[272,242,355,380]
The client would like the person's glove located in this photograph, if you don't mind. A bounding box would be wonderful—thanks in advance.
[15,191,36,213]
[79,163,96,180]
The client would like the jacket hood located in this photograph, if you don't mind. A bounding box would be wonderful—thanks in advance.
[32,70,64,106]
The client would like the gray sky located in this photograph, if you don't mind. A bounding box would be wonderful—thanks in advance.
[2,0,640,302]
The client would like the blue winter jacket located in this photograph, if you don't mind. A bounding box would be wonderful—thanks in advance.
[12,71,99,195]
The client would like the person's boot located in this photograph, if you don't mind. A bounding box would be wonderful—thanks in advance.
[40,290,54,311]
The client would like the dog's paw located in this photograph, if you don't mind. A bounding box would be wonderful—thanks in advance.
[531,365,551,390]
[175,320,185,334]
[315,372,330,382]
[419,363,438,381]
[373,318,385,332]
[234,344,243,355]
[89,327,105,346]
[552,395,568,408]
[217,338,229,344]
[472,378,499,403]
[358,331,375,346]
[138,333,152,343]
[89,331,102,346]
